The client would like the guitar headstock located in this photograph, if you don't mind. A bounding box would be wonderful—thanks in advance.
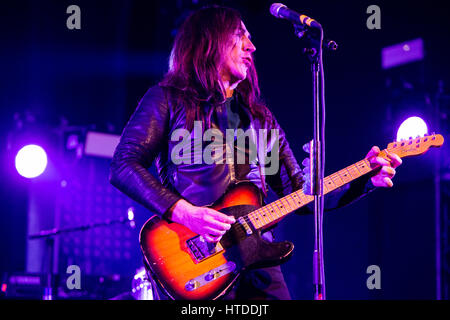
[387,134,444,158]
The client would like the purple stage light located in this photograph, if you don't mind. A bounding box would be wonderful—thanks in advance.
[15,144,48,178]
[84,131,120,158]
[396,116,428,141]
[382,38,424,69]
[127,207,135,221]
[127,207,136,228]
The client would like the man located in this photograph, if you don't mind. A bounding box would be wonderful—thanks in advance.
[110,6,401,300]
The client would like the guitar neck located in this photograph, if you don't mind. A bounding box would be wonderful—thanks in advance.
[243,132,445,231]
[247,157,374,231]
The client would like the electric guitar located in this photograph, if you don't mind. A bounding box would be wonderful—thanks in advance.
[139,134,444,300]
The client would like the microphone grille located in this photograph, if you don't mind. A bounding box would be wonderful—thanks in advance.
[270,3,286,18]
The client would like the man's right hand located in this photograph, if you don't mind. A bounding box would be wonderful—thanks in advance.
[167,199,236,242]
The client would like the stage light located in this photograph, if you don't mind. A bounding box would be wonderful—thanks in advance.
[381,38,424,69]
[127,207,135,221]
[15,144,48,178]
[396,116,428,141]
[127,207,136,228]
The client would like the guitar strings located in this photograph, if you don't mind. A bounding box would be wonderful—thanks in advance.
[238,141,419,231]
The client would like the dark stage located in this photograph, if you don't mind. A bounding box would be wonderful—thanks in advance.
[1,0,449,301]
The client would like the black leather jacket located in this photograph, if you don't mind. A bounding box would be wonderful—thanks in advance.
[110,85,375,218]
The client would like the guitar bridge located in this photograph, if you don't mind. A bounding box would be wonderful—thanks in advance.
[185,261,236,291]
[186,235,224,262]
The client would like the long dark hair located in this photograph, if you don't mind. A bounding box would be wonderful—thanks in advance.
[159,5,270,131]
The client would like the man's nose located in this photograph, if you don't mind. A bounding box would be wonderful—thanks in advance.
[244,38,256,53]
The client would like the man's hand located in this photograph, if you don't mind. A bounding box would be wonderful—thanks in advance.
[168,199,236,243]
[365,146,402,187]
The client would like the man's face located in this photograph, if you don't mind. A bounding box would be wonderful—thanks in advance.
[220,21,256,84]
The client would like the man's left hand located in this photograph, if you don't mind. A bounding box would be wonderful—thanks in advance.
[366,146,402,188]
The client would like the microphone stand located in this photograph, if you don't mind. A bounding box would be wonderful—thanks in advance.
[294,23,335,300]
[28,215,135,300]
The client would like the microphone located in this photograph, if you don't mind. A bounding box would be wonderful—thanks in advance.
[270,3,322,29]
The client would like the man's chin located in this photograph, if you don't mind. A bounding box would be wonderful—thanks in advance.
[236,71,247,81]
[229,73,247,85]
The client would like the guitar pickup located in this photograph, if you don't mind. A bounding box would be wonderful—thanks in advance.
[237,216,253,235]
[186,235,224,263]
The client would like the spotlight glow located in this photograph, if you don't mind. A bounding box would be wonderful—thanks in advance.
[396,116,428,141]
[15,144,48,178]
[127,207,135,221]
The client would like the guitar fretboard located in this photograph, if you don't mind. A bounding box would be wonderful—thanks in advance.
[247,158,373,230]
[239,133,444,231]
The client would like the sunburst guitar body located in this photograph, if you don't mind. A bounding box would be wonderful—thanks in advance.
[139,182,293,300]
